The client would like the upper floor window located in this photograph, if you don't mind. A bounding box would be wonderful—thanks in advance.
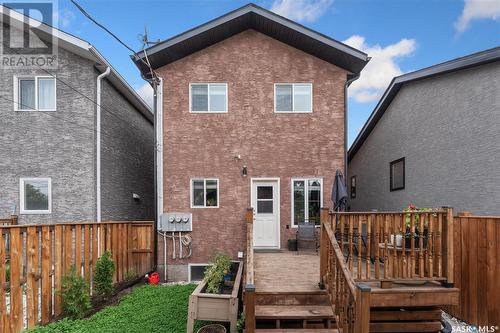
[15,76,56,111]
[191,178,219,208]
[190,83,227,113]
[275,83,312,113]
[390,158,405,191]
[20,178,52,214]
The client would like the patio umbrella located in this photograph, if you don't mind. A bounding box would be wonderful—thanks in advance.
[331,170,348,211]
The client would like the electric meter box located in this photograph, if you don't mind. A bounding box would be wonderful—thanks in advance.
[159,212,192,232]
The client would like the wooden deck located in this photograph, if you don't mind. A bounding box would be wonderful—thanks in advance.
[254,251,320,293]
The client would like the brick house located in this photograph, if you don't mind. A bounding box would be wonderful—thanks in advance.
[133,4,369,281]
[0,6,154,224]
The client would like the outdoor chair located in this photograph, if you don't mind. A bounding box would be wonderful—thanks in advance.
[296,221,319,254]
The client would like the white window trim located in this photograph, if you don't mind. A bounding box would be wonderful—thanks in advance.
[189,83,228,113]
[19,177,52,214]
[290,177,323,228]
[188,263,209,282]
[190,178,220,208]
[274,83,313,113]
[13,76,57,112]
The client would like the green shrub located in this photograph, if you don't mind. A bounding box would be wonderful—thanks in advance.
[204,252,231,294]
[60,266,91,319]
[94,251,115,296]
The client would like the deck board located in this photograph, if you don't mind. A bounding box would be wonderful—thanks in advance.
[254,251,320,293]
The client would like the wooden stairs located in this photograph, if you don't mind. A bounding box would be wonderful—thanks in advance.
[254,291,338,332]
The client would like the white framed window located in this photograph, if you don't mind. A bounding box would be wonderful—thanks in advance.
[274,83,312,113]
[20,178,52,214]
[14,76,56,111]
[189,83,228,113]
[190,178,219,208]
[291,178,323,227]
[188,263,209,282]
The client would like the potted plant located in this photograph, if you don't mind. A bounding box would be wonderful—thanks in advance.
[403,204,434,249]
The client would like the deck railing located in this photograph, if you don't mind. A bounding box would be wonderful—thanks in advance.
[0,221,154,332]
[244,208,256,333]
[321,210,370,333]
[324,208,454,284]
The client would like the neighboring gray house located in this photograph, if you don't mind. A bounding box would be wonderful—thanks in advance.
[348,47,500,215]
[0,6,154,224]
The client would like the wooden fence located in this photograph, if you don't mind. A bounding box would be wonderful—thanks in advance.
[446,214,500,327]
[0,221,154,333]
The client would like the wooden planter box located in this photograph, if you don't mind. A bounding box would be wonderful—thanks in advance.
[186,261,243,333]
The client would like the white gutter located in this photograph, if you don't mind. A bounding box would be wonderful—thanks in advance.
[96,67,111,222]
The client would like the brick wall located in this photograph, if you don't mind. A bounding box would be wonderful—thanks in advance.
[157,30,347,277]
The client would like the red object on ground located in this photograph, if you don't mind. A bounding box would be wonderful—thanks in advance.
[147,272,160,285]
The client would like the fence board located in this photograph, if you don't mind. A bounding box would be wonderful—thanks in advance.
[26,227,38,327]
[41,226,51,324]
[0,221,154,333]
[53,225,63,317]
[448,216,500,327]
[0,231,6,333]
[10,229,23,332]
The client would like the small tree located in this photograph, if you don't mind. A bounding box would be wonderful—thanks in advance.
[60,266,91,319]
[94,251,115,296]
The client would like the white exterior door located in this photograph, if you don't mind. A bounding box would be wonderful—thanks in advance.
[251,179,280,249]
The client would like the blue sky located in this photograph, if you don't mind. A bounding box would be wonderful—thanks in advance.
[49,0,500,146]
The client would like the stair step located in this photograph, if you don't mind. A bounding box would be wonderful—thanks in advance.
[255,329,338,333]
[255,305,334,320]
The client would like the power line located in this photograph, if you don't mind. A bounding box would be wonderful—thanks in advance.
[1,40,152,138]
[70,0,159,83]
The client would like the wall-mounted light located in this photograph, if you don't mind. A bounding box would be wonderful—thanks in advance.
[242,165,247,177]
[132,193,141,201]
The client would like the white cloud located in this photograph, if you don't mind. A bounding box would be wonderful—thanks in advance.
[53,8,76,29]
[455,0,500,32]
[343,35,417,103]
[270,0,333,23]
[136,83,154,108]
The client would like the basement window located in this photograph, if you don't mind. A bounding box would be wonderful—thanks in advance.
[188,264,209,282]
[190,83,227,112]
[191,179,219,208]
[390,158,405,191]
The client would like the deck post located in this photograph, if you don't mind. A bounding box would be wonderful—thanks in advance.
[319,208,329,288]
[443,206,454,286]
[355,283,371,333]
[245,284,256,333]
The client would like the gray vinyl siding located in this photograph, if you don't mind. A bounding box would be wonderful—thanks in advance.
[348,61,500,215]
[0,46,97,224]
[100,79,154,221]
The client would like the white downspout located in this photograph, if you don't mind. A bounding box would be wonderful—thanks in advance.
[96,66,111,224]
[156,78,164,219]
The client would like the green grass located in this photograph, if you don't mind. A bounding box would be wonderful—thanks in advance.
[28,284,211,333]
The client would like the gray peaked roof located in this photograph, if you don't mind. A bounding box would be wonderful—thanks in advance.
[132,3,369,77]
[348,46,500,162]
